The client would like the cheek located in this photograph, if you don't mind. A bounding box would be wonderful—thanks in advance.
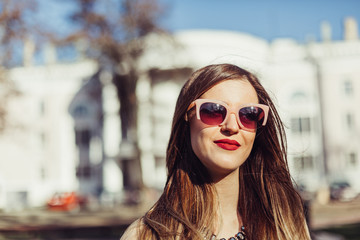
[189,121,209,159]
[243,133,256,156]
[245,133,256,145]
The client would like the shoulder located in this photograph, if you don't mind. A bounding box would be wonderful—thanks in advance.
[120,218,142,240]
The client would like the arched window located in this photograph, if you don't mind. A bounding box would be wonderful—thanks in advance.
[73,105,89,118]
[291,91,307,103]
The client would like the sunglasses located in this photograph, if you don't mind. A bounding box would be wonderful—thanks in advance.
[187,99,269,132]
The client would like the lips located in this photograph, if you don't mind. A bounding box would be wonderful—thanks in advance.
[214,139,240,151]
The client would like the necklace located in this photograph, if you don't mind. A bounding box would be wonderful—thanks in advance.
[209,226,246,240]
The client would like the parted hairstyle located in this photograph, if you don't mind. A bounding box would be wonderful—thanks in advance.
[138,64,311,239]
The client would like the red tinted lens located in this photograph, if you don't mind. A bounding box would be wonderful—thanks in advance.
[199,102,226,125]
[239,106,264,130]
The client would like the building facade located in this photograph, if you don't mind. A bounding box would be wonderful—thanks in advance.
[0,60,97,210]
[1,18,359,210]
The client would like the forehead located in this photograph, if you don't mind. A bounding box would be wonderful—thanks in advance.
[200,79,259,104]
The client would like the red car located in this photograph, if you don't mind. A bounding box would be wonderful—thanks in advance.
[47,192,85,212]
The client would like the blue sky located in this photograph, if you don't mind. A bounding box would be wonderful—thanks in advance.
[38,0,360,43]
[163,0,360,42]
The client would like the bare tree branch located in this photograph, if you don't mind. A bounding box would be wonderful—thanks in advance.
[0,0,37,132]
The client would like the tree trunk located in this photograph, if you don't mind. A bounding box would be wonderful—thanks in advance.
[112,71,143,194]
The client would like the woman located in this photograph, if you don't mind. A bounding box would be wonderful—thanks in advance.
[121,64,311,239]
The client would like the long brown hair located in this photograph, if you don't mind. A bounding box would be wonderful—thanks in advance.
[139,64,310,239]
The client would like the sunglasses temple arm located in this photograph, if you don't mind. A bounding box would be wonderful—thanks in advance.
[262,106,270,126]
[185,102,196,122]
[187,102,195,111]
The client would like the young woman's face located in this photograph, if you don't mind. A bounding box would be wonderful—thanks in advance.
[189,79,258,178]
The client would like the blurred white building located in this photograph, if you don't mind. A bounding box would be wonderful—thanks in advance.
[0,58,97,210]
[1,18,359,210]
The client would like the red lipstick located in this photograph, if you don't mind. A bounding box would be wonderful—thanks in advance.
[214,139,240,151]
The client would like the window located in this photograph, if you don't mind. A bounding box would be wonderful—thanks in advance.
[345,113,354,131]
[40,132,46,147]
[343,80,353,96]
[40,166,46,180]
[291,117,311,133]
[76,166,92,179]
[39,100,45,116]
[294,155,314,170]
[347,152,357,167]
[154,156,165,168]
[75,129,91,146]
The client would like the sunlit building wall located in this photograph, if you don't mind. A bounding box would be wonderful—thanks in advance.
[263,39,325,192]
[308,39,360,190]
[0,60,97,210]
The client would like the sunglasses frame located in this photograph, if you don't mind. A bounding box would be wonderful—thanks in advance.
[188,99,269,132]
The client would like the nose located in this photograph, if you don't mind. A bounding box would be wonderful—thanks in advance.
[221,113,240,134]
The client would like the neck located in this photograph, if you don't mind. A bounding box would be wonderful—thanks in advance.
[214,169,239,212]
[212,168,242,238]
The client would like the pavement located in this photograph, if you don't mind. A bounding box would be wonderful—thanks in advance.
[0,203,148,232]
[0,197,359,233]
[310,196,360,230]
